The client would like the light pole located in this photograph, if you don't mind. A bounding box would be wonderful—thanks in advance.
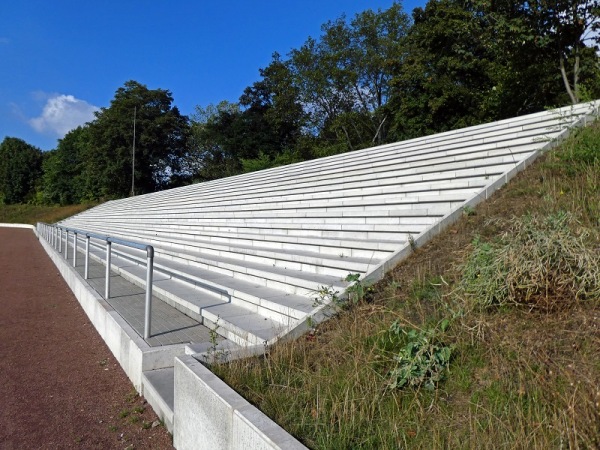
[131,106,136,197]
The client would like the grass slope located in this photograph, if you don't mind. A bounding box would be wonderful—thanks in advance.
[210,121,600,449]
[0,203,95,225]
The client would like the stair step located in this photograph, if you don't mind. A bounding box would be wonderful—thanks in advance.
[142,367,174,432]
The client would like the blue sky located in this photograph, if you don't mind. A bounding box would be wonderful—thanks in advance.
[0,1,425,151]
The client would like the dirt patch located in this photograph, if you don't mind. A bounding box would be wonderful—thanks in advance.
[0,228,173,449]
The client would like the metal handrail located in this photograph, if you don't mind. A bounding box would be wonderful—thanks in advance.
[37,222,155,339]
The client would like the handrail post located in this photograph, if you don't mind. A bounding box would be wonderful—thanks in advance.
[105,241,112,299]
[65,230,69,259]
[58,228,62,253]
[144,246,154,339]
[84,235,90,279]
[73,232,77,267]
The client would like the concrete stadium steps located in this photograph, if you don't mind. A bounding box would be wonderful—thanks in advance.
[70,106,576,213]
[80,241,311,346]
[75,152,530,216]
[69,105,592,222]
[65,220,397,261]
[59,101,600,347]
[84,235,354,295]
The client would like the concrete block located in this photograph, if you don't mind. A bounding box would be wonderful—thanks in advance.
[142,368,175,432]
[173,355,306,450]
[233,404,306,450]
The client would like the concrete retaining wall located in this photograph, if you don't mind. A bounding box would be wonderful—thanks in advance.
[174,355,306,450]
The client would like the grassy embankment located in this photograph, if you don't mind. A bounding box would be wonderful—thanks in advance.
[210,121,600,449]
[0,203,95,225]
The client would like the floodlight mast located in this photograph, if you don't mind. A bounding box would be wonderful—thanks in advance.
[131,106,136,197]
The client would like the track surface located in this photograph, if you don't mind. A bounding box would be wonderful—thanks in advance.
[0,228,173,449]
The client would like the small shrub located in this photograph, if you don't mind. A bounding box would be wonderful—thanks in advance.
[312,285,339,307]
[386,319,452,390]
[345,273,373,304]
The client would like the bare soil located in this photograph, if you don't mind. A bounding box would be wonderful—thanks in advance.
[0,228,173,449]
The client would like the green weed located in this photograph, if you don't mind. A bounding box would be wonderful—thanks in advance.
[386,319,452,390]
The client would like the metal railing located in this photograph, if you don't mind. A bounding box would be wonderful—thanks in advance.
[37,222,155,339]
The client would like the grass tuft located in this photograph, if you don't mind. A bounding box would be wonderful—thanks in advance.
[459,211,600,310]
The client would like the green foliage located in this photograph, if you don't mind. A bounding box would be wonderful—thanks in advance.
[556,120,600,168]
[86,80,190,198]
[460,212,600,308]
[0,137,43,204]
[312,285,340,307]
[289,3,410,148]
[386,319,452,390]
[42,126,89,204]
[345,273,374,305]
[459,235,510,307]
[241,149,305,174]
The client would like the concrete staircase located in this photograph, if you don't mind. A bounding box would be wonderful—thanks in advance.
[59,101,599,348]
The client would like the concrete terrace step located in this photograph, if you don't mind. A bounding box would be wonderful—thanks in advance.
[80,115,569,211]
[82,168,498,214]
[65,222,404,259]
[68,217,432,235]
[77,151,529,216]
[96,239,351,296]
[142,368,174,431]
[75,136,548,210]
[84,239,319,319]
[74,221,413,252]
[71,104,595,221]
[82,243,312,345]
[67,208,444,229]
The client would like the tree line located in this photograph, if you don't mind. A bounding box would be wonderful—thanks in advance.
[1,0,598,205]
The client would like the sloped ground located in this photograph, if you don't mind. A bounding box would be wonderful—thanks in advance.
[210,122,600,448]
[0,228,173,449]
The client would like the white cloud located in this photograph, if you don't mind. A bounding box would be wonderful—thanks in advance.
[29,94,99,137]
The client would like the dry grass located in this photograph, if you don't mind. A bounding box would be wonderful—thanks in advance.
[210,121,600,449]
[0,203,96,225]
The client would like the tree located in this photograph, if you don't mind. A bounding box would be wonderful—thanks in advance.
[239,53,307,156]
[86,80,189,198]
[513,0,599,104]
[42,126,89,204]
[187,101,244,181]
[0,137,43,204]
[476,0,599,110]
[389,0,599,139]
[289,2,410,152]
[389,0,496,139]
[188,54,309,180]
